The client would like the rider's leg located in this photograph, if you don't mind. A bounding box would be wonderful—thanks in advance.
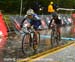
[57,27,61,41]
[34,30,38,44]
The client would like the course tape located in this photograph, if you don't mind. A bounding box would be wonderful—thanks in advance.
[40,35,75,41]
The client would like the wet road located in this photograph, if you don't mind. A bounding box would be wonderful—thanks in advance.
[0,26,74,62]
[0,34,72,62]
[30,43,75,62]
[0,36,8,62]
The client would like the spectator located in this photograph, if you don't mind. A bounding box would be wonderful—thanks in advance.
[48,1,58,16]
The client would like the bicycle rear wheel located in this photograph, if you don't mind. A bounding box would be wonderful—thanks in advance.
[32,32,40,51]
[56,32,60,45]
[37,32,40,45]
[22,33,31,54]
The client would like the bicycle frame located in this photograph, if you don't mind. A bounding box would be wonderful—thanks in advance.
[22,26,40,54]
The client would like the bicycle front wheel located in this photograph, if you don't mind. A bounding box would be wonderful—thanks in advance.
[51,31,55,48]
[51,30,60,47]
[22,33,31,54]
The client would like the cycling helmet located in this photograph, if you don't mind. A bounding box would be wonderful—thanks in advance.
[26,9,35,15]
[50,1,53,4]
[52,13,58,18]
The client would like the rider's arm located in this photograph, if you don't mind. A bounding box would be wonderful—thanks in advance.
[20,18,27,28]
[20,15,28,28]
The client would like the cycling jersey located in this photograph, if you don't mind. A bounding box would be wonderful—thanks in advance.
[30,19,41,30]
[21,14,41,30]
[49,18,61,27]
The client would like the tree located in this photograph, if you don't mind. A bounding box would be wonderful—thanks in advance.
[0,0,75,14]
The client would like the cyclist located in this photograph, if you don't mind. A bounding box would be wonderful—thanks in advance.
[48,14,61,41]
[21,8,41,30]
[21,9,41,46]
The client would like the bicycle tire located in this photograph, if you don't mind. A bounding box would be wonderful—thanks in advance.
[51,30,55,48]
[51,30,60,48]
[32,32,40,51]
[55,31,60,45]
[22,33,31,54]
[37,32,40,45]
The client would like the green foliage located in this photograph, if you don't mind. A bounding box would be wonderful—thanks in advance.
[0,0,20,14]
[59,0,75,8]
[0,0,75,14]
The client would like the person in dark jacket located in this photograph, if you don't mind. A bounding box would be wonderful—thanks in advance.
[49,14,61,41]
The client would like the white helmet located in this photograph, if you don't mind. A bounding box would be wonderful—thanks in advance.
[26,9,35,15]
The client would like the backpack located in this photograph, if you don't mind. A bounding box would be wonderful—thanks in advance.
[53,4,58,10]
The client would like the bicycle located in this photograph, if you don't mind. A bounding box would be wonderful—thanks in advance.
[22,26,40,54]
[50,24,61,48]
